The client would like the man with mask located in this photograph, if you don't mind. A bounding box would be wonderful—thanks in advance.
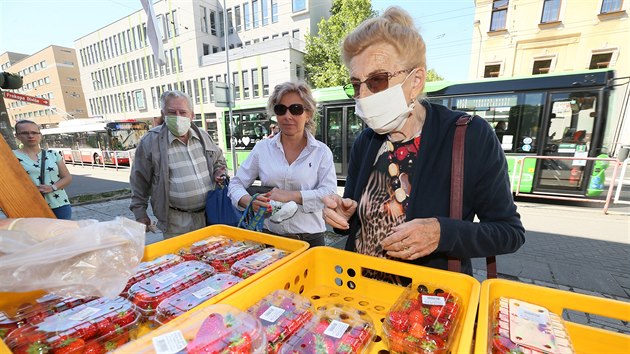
[130,90,227,238]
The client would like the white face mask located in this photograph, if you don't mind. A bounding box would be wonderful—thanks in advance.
[354,71,416,135]
[165,115,191,136]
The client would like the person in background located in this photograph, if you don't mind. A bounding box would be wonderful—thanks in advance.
[130,90,227,238]
[268,124,280,138]
[322,7,524,282]
[228,81,337,247]
[13,120,73,219]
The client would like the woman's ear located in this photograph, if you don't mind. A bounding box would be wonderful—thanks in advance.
[410,67,426,98]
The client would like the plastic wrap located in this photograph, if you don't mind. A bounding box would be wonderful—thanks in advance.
[201,241,265,273]
[231,247,288,279]
[0,217,145,298]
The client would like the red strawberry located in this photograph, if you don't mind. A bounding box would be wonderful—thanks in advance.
[429,305,443,319]
[75,323,98,340]
[53,337,85,354]
[96,319,116,336]
[113,310,135,327]
[425,334,446,350]
[444,302,459,317]
[408,309,424,327]
[402,298,420,312]
[83,341,105,354]
[408,322,426,339]
[387,329,406,352]
[12,343,50,354]
[388,311,409,332]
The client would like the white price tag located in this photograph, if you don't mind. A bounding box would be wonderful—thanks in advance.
[324,320,350,339]
[259,305,286,323]
[192,286,218,299]
[152,330,188,354]
[68,307,101,321]
[255,252,273,262]
[517,307,548,325]
[156,272,178,284]
[421,295,446,306]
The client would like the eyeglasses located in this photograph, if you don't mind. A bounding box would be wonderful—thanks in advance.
[17,131,41,136]
[343,69,413,98]
[274,104,305,116]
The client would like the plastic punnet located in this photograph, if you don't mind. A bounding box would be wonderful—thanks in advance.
[247,290,313,353]
[231,247,288,279]
[178,236,232,261]
[382,283,462,354]
[4,296,140,353]
[127,260,216,318]
[155,273,242,325]
[201,241,265,273]
[279,303,375,353]
[490,297,575,354]
[120,253,183,296]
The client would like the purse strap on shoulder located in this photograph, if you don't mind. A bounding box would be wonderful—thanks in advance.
[447,115,497,278]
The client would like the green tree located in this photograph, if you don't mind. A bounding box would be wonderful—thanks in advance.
[426,68,444,82]
[304,0,376,88]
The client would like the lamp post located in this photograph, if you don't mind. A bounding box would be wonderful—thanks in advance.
[223,0,237,174]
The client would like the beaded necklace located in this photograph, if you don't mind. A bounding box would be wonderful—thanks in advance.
[385,135,421,214]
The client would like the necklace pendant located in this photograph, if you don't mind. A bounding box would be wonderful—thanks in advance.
[386,140,394,152]
[394,188,406,203]
[388,163,399,177]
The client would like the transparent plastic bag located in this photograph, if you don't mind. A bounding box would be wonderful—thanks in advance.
[0,217,145,298]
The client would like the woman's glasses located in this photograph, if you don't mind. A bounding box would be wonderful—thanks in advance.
[274,104,305,116]
[343,69,413,98]
[17,131,41,136]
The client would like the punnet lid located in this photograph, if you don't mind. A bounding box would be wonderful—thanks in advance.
[121,253,183,295]
[231,247,288,279]
[202,241,265,272]
[178,236,232,261]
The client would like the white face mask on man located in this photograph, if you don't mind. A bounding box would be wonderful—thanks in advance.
[165,115,191,136]
[354,70,417,135]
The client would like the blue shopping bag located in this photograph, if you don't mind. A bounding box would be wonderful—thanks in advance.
[205,178,241,227]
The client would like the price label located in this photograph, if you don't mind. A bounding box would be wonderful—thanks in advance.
[69,307,101,321]
[324,320,350,339]
[260,306,286,323]
[421,295,446,306]
[152,330,187,354]
[192,286,218,299]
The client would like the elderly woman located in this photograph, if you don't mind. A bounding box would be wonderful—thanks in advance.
[322,7,524,280]
[228,81,337,247]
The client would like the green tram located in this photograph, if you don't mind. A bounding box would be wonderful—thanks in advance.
[221,69,618,197]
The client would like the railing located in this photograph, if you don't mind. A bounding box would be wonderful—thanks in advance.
[514,156,621,214]
[67,149,133,171]
[613,158,630,207]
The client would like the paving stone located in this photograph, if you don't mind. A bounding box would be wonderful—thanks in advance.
[550,263,627,297]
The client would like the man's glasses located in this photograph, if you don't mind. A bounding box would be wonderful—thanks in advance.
[17,131,41,136]
[343,69,413,98]
[274,104,305,116]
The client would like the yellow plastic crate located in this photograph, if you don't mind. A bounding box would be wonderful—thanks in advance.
[0,225,308,353]
[474,279,630,354]
[119,246,481,354]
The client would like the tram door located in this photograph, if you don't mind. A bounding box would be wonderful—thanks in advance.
[323,105,363,178]
[534,91,600,195]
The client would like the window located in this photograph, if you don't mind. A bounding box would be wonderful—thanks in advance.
[601,0,623,13]
[490,0,508,31]
[296,64,302,80]
[156,15,165,40]
[282,31,289,37]
[293,0,306,12]
[244,3,251,30]
[262,0,269,25]
[253,0,260,28]
[227,9,234,34]
[292,29,300,39]
[213,46,219,53]
[176,47,183,71]
[201,78,208,103]
[208,77,215,102]
[541,0,560,23]
[210,11,217,35]
[166,12,174,38]
[170,48,176,73]
[200,6,208,32]
[164,50,171,75]
[252,69,260,97]
[233,72,240,99]
[219,11,225,37]
[193,79,200,104]
[235,6,242,32]
[271,0,278,22]
[262,66,269,96]
[242,70,250,99]
[532,59,552,74]
[203,43,210,55]
[589,52,613,69]
[484,64,501,77]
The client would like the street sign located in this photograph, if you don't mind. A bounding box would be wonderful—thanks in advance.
[3,91,50,106]
[212,81,234,108]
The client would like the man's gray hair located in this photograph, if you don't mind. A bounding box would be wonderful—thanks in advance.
[160,90,193,113]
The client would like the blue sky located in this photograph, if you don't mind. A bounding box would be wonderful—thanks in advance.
[0,0,474,81]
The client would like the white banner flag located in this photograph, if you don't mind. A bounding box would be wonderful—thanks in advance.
[140,0,166,65]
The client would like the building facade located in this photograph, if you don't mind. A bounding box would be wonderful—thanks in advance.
[75,0,332,145]
[469,0,630,153]
[1,46,89,127]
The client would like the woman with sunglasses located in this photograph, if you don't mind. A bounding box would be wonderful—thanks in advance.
[13,120,73,219]
[322,7,524,281]
[228,81,337,247]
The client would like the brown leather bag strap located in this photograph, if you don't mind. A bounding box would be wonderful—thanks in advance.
[447,115,498,278]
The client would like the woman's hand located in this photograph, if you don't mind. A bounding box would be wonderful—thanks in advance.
[267,188,302,204]
[240,193,272,214]
[322,194,357,229]
[381,218,441,260]
[37,185,55,194]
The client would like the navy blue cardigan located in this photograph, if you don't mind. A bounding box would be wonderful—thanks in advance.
[341,101,525,275]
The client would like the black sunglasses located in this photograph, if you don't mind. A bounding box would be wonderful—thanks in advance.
[274,104,305,116]
[343,68,413,99]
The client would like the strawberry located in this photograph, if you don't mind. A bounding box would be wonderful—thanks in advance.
[444,302,459,317]
[75,322,98,340]
[113,310,135,327]
[408,309,424,327]
[429,305,443,319]
[388,311,409,331]
[53,337,85,354]
[83,341,105,354]
[96,319,116,336]
[408,322,426,339]
[401,299,420,312]
[387,329,406,352]
[424,334,446,351]
[12,343,50,354]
